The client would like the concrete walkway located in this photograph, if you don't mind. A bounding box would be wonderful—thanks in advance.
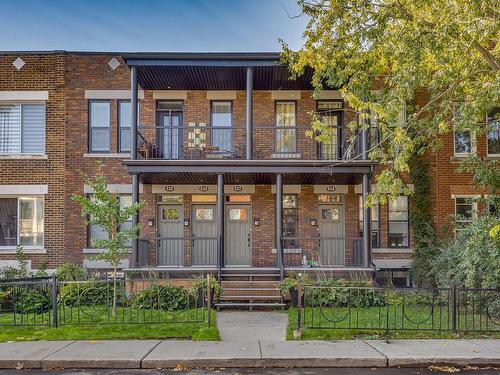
[0,339,498,369]
[217,311,288,341]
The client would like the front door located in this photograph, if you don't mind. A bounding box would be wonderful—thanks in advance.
[158,101,183,159]
[191,204,217,266]
[157,204,184,266]
[224,205,251,266]
[318,204,345,265]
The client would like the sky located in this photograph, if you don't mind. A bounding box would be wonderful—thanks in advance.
[0,0,308,52]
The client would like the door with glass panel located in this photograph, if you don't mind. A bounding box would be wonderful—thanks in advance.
[157,101,183,159]
[317,101,342,160]
[157,204,184,266]
[211,101,232,155]
[275,101,296,154]
[225,205,251,266]
[191,205,217,266]
[318,204,345,266]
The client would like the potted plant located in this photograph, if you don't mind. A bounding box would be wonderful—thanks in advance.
[277,272,311,307]
[192,274,222,307]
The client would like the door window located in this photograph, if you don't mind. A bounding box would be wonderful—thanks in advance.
[229,208,247,221]
[211,101,232,153]
[321,208,339,221]
[195,208,214,221]
[317,101,342,159]
[163,208,180,221]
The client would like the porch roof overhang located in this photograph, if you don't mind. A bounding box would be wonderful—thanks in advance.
[122,159,376,185]
[121,52,316,90]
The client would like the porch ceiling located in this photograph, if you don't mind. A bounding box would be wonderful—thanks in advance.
[122,159,375,185]
[121,52,316,90]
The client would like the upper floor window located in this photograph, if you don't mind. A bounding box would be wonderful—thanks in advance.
[388,196,409,248]
[454,129,475,156]
[118,101,131,153]
[317,101,342,160]
[454,196,477,227]
[276,101,296,153]
[487,108,500,156]
[211,101,232,153]
[359,196,380,248]
[0,103,45,155]
[0,196,44,248]
[89,100,111,153]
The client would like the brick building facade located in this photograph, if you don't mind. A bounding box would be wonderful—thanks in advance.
[0,51,495,287]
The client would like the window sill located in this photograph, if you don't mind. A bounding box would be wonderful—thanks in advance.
[372,248,413,253]
[0,247,46,254]
[83,248,132,254]
[271,248,302,254]
[484,155,500,160]
[0,154,48,160]
[83,153,130,159]
[450,155,472,162]
[271,153,302,159]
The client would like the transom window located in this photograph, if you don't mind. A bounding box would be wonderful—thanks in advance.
[159,194,183,203]
[89,100,111,153]
[318,194,343,203]
[276,101,296,153]
[226,195,251,203]
[191,195,216,203]
[0,196,44,248]
[388,196,409,248]
[0,103,45,155]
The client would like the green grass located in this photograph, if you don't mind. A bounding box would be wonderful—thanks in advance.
[287,307,500,340]
[0,307,220,342]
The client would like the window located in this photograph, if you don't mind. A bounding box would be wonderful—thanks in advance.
[211,101,232,153]
[454,197,477,227]
[487,109,500,156]
[388,196,409,248]
[318,194,343,203]
[321,207,339,221]
[195,208,214,221]
[317,101,342,159]
[454,129,475,155]
[282,194,298,248]
[0,196,44,248]
[163,208,180,221]
[159,194,183,203]
[226,195,251,203]
[88,194,131,248]
[89,101,110,152]
[359,196,380,248]
[191,195,216,203]
[118,101,140,153]
[229,208,248,221]
[276,102,296,153]
[0,103,45,154]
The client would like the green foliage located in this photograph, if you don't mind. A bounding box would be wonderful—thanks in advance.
[282,0,500,202]
[132,284,192,311]
[306,279,385,308]
[54,262,86,281]
[14,288,51,314]
[408,158,439,286]
[277,272,312,293]
[191,275,223,297]
[59,282,126,307]
[434,215,500,289]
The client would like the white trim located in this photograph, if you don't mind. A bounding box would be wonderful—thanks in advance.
[84,90,144,100]
[0,185,48,195]
[372,259,411,269]
[451,194,481,199]
[206,91,237,100]
[271,90,301,100]
[314,185,349,194]
[0,91,48,101]
[83,258,130,269]
[372,248,413,254]
[0,248,46,254]
[271,248,302,254]
[83,153,130,158]
[153,90,188,100]
[0,154,48,160]
[313,90,343,100]
[453,128,476,157]
[271,185,302,194]
[84,183,144,194]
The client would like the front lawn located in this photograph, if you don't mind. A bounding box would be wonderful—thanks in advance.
[287,307,500,340]
[0,308,219,342]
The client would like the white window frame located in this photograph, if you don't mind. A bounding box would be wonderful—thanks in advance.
[453,128,476,157]
[453,195,479,226]
[0,102,46,156]
[0,195,45,250]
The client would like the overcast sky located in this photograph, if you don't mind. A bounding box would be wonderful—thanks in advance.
[0,0,307,52]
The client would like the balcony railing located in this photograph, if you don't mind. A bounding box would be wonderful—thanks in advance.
[136,124,376,161]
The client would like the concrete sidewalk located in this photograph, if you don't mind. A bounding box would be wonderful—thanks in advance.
[0,339,498,369]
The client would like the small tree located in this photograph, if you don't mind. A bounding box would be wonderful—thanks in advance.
[72,165,143,316]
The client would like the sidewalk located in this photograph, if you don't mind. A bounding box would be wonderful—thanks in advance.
[0,339,498,369]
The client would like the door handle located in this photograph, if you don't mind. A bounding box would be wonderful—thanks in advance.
[247,233,251,247]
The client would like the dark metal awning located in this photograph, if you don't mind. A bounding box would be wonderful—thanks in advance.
[122,159,375,185]
[120,52,315,90]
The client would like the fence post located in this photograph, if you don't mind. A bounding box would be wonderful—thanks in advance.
[51,276,58,328]
[293,284,302,339]
[206,274,212,328]
[451,284,457,333]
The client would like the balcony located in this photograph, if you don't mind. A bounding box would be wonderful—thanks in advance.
[137,124,370,161]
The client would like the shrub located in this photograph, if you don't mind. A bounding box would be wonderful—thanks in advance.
[133,284,191,311]
[59,281,125,307]
[14,288,51,314]
[54,262,86,281]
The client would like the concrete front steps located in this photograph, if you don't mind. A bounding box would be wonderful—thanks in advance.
[215,268,285,310]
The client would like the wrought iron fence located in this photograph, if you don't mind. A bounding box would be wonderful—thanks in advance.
[295,285,499,335]
[0,277,211,327]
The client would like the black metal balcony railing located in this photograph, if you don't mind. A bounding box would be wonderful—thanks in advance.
[136,125,377,161]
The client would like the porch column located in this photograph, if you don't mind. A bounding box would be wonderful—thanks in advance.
[362,173,371,268]
[216,174,224,279]
[130,65,140,267]
[275,174,283,279]
[245,67,253,160]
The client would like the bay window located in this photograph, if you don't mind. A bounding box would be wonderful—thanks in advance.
[0,103,45,154]
[388,196,409,248]
[276,102,296,153]
[0,196,44,248]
